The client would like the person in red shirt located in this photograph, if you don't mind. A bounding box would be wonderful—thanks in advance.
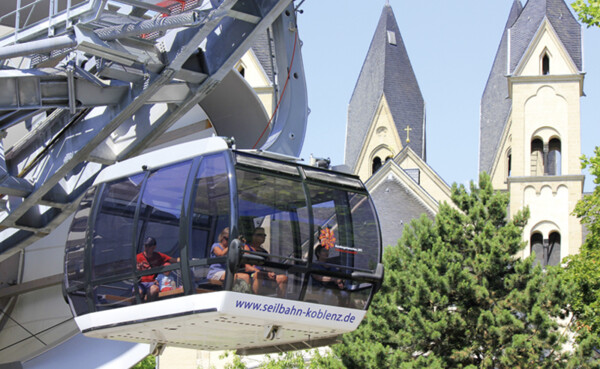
[136,237,178,301]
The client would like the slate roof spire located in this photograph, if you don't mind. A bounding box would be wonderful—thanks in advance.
[345,4,425,170]
[479,0,523,173]
[479,0,582,173]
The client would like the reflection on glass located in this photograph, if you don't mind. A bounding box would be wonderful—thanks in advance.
[191,153,231,291]
[306,183,352,271]
[236,169,309,299]
[135,161,190,302]
[93,173,145,279]
[307,245,349,307]
[138,161,191,262]
[94,279,136,311]
[65,187,96,315]
[348,193,381,272]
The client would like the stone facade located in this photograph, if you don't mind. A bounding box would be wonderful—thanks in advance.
[484,2,585,264]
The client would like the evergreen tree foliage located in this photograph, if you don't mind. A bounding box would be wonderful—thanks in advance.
[563,147,600,336]
[221,349,344,369]
[131,355,155,369]
[333,173,597,368]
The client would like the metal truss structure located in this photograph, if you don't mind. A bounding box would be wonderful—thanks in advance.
[0,0,308,262]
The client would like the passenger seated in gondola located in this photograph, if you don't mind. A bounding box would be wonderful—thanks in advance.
[136,237,179,301]
[207,227,251,287]
[311,244,349,305]
[156,262,177,292]
[312,245,345,290]
[244,227,288,297]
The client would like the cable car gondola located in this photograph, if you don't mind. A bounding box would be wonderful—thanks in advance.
[63,136,383,354]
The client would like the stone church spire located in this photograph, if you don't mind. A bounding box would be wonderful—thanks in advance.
[345,4,425,175]
[479,0,523,174]
[481,0,585,266]
[480,0,582,173]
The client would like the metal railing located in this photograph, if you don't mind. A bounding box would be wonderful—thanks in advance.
[0,0,101,45]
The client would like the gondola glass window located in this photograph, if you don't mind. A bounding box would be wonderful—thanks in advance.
[135,160,191,275]
[304,183,379,309]
[91,161,191,309]
[65,144,383,317]
[91,172,145,310]
[190,153,231,288]
[236,165,309,300]
[93,173,145,279]
[64,187,96,315]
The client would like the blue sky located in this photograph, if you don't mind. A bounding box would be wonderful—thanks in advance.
[295,0,600,192]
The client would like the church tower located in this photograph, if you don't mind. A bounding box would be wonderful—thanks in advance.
[480,0,585,265]
[345,3,425,183]
[345,3,453,248]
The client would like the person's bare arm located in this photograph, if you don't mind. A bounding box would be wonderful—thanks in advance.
[212,245,228,257]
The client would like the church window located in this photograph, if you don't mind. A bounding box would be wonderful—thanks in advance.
[542,53,550,75]
[507,149,512,178]
[530,139,544,176]
[531,232,560,267]
[531,232,544,267]
[547,232,561,266]
[372,157,382,174]
[547,138,561,175]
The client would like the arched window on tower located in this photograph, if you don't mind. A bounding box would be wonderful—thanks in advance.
[372,156,382,175]
[547,232,561,266]
[547,138,561,175]
[531,232,544,267]
[542,53,550,75]
[531,231,561,267]
[531,139,544,176]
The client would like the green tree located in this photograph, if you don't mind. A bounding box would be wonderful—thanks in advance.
[563,147,600,335]
[333,173,598,368]
[221,349,344,369]
[131,355,155,369]
[572,0,600,28]
[259,350,344,369]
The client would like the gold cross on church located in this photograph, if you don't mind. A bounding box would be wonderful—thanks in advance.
[404,125,412,143]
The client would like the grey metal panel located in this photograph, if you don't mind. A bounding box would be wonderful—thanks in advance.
[200,69,270,149]
[260,3,307,156]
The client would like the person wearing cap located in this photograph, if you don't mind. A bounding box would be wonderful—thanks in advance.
[136,236,178,301]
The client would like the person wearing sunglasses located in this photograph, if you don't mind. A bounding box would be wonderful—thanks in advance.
[244,227,288,297]
[207,227,250,286]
